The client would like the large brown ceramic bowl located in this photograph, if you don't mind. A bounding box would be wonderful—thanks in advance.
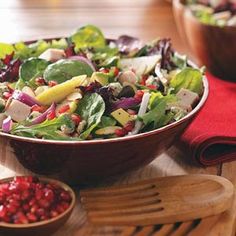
[0,40,208,185]
[173,0,236,80]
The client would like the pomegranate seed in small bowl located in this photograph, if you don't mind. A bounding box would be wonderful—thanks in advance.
[0,176,76,236]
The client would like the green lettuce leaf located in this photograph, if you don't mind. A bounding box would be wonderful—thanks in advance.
[170,67,203,95]
[98,116,116,128]
[11,114,75,140]
[14,39,68,60]
[71,25,106,51]
[140,95,177,130]
[76,93,105,139]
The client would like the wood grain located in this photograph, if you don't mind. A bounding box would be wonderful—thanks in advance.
[80,175,234,226]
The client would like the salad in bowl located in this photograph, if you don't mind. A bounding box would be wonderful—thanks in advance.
[0,25,204,141]
[187,0,236,26]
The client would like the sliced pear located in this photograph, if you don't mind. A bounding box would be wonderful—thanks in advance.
[66,90,83,101]
[95,126,122,135]
[36,75,87,105]
[119,55,161,77]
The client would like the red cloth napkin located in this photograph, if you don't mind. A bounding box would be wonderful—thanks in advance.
[178,72,236,166]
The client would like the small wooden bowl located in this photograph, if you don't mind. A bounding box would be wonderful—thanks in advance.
[173,0,236,80]
[0,177,76,236]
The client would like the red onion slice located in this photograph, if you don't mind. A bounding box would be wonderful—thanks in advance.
[112,97,140,111]
[31,103,56,125]
[12,90,40,107]
[2,116,13,133]
[68,56,96,71]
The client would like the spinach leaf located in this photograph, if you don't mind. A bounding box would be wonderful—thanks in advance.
[0,43,14,59]
[98,116,116,128]
[170,67,203,95]
[19,58,49,86]
[43,59,94,84]
[14,39,68,60]
[11,114,75,140]
[71,25,106,51]
[76,93,105,139]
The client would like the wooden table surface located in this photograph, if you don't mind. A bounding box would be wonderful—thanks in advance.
[0,0,235,235]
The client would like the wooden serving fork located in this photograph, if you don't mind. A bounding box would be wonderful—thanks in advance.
[80,175,234,226]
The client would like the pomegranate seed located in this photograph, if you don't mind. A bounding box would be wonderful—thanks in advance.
[48,80,58,87]
[134,90,144,102]
[26,213,37,223]
[44,189,54,202]
[12,193,21,201]
[8,199,20,207]
[56,205,65,214]
[6,204,17,214]
[21,190,30,201]
[124,121,135,132]
[0,183,9,192]
[3,215,11,223]
[38,199,50,209]
[36,208,45,217]
[35,183,44,189]
[35,77,46,85]
[60,201,70,210]
[0,192,6,204]
[140,75,148,85]
[147,84,157,90]
[0,205,7,219]
[30,204,39,214]
[60,191,72,202]
[115,128,127,137]
[127,109,137,115]
[29,199,36,207]
[99,68,109,73]
[50,210,58,218]
[47,110,56,120]
[3,92,12,100]
[71,114,81,125]
[110,67,119,77]
[22,204,30,212]
[15,211,29,224]
[40,215,49,221]
[35,189,43,201]
[58,104,70,114]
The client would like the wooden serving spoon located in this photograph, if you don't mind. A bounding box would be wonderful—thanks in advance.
[80,175,234,226]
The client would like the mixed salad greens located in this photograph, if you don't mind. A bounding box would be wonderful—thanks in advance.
[0,25,204,141]
[187,0,236,26]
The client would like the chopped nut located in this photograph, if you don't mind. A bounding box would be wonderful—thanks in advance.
[76,120,87,135]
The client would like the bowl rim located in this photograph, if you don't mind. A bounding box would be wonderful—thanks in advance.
[0,39,209,145]
[174,0,236,30]
[0,176,76,229]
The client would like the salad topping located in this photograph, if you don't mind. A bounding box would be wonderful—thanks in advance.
[0,25,204,141]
